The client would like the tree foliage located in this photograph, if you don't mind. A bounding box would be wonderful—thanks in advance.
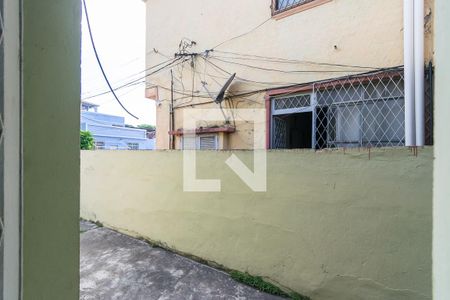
[137,124,156,131]
[80,130,95,150]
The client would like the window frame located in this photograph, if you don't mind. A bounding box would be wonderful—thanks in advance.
[94,141,105,150]
[181,134,219,150]
[198,135,218,150]
[127,143,139,150]
[271,0,332,19]
[267,70,408,150]
[270,92,315,149]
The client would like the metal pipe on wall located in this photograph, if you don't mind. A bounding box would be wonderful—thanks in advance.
[170,69,175,150]
[414,0,425,146]
[404,0,416,146]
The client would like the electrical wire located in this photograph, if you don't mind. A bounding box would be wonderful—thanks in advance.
[209,56,371,74]
[201,56,404,103]
[111,57,178,86]
[82,58,183,100]
[83,51,175,97]
[82,81,145,101]
[201,56,402,101]
[158,85,212,99]
[228,65,404,99]
[139,51,403,114]
[201,55,305,87]
[211,17,272,50]
[94,80,147,106]
[173,55,403,110]
[82,0,138,119]
[84,58,183,100]
[211,50,379,70]
[81,114,122,126]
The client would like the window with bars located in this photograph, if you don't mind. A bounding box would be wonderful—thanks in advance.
[314,73,405,149]
[270,69,413,150]
[273,94,311,111]
[127,143,139,150]
[274,0,317,12]
[95,141,105,150]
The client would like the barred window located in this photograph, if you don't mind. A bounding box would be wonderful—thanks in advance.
[273,94,311,111]
[127,143,139,150]
[275,0,316,12]
[271,69,408,150]
[315,75,405,148]
[95,141,105,150]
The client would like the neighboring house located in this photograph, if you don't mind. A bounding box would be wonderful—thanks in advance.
[80,102,155,150]
[144,0,434,150]
[81,100,99,113]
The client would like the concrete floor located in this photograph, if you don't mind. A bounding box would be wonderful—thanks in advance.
[80,221,282,300]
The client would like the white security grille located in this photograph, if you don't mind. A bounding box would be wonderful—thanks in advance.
[272,116,288,149]
[271,68,407,149]
[424,64,434,145]
[314,69,405,149]
[274,94,311,111]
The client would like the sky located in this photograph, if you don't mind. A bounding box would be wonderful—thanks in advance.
[81,0,155,126]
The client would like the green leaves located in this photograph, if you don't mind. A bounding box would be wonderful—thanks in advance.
[137,124,156,131]
[230,271,310,299]
[80,130,95,150]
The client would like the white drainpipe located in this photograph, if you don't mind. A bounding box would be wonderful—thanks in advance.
[414,0,425,146]
[404,0,416,146]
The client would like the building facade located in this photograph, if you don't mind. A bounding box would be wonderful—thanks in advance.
[144,0,434,150]
[81,102,155,150]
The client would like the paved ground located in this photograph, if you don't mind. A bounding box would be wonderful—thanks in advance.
[80,221,282,300]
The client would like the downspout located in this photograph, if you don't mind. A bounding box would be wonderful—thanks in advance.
[170,70,175,149]
[414,0,425,146]
[404,0,416,146]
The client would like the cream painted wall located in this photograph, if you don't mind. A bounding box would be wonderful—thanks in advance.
[145,0,434,149]
[81,149,432,299]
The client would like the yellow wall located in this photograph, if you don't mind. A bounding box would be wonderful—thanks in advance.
[81,148,432,299]
[145,0,434,149]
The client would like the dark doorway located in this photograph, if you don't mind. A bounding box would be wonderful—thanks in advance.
[287,112,312,149]
[272,112,312,149]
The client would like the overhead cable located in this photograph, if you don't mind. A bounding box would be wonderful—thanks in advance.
[82,0,139,119]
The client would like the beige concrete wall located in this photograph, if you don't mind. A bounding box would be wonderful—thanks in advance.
[145,0,434,149]
[81,148,432,299]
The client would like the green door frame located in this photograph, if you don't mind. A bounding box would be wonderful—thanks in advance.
[3,0,81,299]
